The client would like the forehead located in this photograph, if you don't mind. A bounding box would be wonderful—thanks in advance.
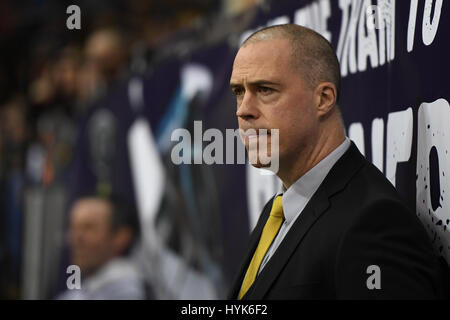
[71,199,111,223]
[231,38,293,83]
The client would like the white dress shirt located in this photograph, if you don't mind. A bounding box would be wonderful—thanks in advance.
[257,138,351,274]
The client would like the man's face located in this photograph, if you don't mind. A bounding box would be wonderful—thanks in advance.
[69,199,116,275]
[230,38,319,171]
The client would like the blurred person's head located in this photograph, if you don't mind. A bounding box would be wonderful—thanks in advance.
[51,46,81,99]
[0,96,27,145]
[0,96,28,169]
[84,28,127,83]
[29,45,81,107]
[68,195,139,276]
[76,28,127,102]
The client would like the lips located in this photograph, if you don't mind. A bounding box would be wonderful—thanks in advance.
[240,129,272,146]
[240,128,271,137]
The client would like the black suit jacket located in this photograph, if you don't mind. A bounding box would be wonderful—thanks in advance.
[229,142,443,299]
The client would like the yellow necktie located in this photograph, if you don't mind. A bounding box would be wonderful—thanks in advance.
[239,195,284,299]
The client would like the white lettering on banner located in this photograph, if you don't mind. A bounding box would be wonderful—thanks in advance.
[407,0,419,52]
[343,99,450,262]
[366,5,381,31]
[338,0,361,77]
[358,0,379,72]
[376,0,396,66]
[371,118,385,172]
[349,122,366,155]
[417,99,450,262]
[408,0,443,52]
[422,0,443,46]
[339,0,395,76]
[386,108,413,186]
[337,0,351,60]
[294,0,332,41]
[238,0,444,75]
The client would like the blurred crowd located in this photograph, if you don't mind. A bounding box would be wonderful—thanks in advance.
[0,0,262,299]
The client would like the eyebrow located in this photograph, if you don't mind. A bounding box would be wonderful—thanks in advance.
[230,80,281,88]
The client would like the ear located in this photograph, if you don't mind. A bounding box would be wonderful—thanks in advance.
[314,82,337,118]
[112,227,133,255]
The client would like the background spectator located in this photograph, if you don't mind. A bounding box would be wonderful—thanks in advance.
[57,195,148,300]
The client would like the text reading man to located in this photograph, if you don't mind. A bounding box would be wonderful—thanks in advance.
[228,24,442,299]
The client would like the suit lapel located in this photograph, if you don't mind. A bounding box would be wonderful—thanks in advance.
[245,188,330,299]
[242,142,367,299]
[228,196,275,299]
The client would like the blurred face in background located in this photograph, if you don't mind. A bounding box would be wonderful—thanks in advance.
[52,50,79,98]
[84,29,126,82]
[69,198,117,276]
[76,29,126,102]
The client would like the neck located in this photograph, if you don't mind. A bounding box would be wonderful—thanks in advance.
[278,124,345,189]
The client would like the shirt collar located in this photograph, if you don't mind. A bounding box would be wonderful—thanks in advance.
[279,138,351,225]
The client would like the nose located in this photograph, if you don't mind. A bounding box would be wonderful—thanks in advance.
[236,91,259,120]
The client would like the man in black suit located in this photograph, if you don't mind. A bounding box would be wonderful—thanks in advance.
[228,24,442,299]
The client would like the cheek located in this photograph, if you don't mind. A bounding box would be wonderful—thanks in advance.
[81,230,107,249]
[268,101,300,130]
[274,105,315,148]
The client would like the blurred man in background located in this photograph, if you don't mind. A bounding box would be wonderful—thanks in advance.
[58,195,148,299]
[77,28,128,105]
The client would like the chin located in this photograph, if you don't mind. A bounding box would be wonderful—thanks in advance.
[250,160,271,168]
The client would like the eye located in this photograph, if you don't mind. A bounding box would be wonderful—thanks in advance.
[232,87,244,97]
[258,86,274,95]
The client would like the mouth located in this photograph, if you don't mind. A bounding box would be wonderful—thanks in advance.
[240,129,272,146]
